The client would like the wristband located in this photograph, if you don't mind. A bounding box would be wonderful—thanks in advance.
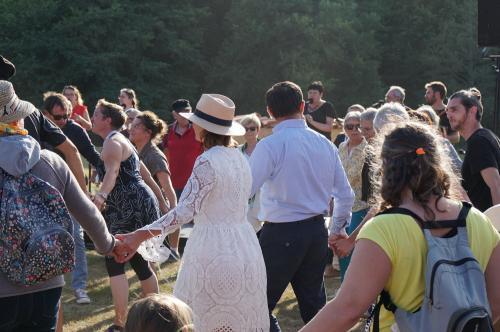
[96,192,108,200]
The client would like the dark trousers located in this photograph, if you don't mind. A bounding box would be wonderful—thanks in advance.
[259,215,328,332]
[0,287,62,332]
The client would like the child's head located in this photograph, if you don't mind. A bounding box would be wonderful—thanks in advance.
[125,294,194,332]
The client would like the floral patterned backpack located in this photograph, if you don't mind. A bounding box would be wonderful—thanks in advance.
[0,168,74,286]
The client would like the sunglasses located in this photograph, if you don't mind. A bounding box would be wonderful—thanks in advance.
[52,113,69,121]
[344,123,360,131]
[245,127,257,132]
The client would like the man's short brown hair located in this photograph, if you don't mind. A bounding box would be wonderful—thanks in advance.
[266,81,303,118]
[425,81,447,99]
[42,92,71,114]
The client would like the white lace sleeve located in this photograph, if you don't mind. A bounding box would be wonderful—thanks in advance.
[137,156,216,262]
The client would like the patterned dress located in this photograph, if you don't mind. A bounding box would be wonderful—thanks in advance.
[99,143,160,235]
[139,146,269,331]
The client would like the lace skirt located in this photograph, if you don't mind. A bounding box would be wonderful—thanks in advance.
[173,221,269,332]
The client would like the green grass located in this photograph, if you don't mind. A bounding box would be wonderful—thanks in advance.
[62,251,364,331]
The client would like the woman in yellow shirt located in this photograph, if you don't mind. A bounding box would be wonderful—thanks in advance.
[300,122,500,331]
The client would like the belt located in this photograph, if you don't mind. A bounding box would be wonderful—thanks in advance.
[263,214,324,226]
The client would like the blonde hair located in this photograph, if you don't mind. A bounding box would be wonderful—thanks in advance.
[125,294,194,332]
[347,104,365,113]
[62,85,84,105]
[239,113,261,129]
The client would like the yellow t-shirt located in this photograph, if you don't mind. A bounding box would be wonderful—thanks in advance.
[358,206,500,332]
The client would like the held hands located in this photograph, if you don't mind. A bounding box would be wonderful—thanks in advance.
[332,235,355,258]
[113,232,143,263]
[92,194,106,211]
[328,226,355,258]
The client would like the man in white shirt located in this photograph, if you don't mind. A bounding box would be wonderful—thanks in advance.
[250,81,354,331]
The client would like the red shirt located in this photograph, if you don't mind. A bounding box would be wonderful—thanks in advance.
[71,104,88,118]
[163,123,203,190]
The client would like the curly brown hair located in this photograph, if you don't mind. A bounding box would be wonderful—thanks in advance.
[373,122,460,220]
[136,111,166,144]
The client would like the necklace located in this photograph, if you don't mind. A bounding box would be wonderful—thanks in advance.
[0,122,28,136]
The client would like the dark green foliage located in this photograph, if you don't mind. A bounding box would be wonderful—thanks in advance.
[0,0,497,127]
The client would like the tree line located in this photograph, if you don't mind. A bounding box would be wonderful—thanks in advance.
[1,0,498,125]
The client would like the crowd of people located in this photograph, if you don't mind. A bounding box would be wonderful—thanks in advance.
[0,52,499,332]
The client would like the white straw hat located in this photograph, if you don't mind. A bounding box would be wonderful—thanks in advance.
[484,204,500,231]
[180,94,245,136]
[0,80,36,123]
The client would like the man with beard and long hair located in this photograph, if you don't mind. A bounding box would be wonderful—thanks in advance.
[446,88,500,212]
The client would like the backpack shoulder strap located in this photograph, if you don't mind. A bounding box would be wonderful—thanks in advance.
[371,290,397,332]
[377,202,472,230]
[376,207,425,228]
[420,201,471,229]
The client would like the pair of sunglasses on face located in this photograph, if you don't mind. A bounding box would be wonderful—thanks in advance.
[344,123,360,131]
[52,113,70,121]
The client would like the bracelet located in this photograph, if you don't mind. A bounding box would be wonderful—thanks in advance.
[96,192,108,200]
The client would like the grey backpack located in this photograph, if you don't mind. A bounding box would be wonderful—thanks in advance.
[371,202,494,332]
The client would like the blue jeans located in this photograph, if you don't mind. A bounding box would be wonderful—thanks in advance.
[339,208,369,281]
[71,218,88,290]
[0,287,62,332]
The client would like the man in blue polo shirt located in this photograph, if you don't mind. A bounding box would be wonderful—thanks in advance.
[250,81,354,331]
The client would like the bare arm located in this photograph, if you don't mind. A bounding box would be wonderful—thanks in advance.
[93,139,122,210]
[73,110,92,130]
[306,115,335,133]
[485,244,500,323]
[140,161,169,213]
[55,139,87,193]
[481,167,500,206]
[331,205,379,257]
[156,171,177,208]
[300,239,391,332]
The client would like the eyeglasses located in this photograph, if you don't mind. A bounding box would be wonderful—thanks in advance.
[344,123,360,131]
[245,127,257,132]
[52,113,69,121]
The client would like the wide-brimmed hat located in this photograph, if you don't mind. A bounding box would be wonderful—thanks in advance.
[180,94,245,136]
[0,80,36,123]
[484,204,500,231]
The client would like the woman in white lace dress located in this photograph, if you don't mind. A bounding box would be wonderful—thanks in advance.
[115,94,269,332]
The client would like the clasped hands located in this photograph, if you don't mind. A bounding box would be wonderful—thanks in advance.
[109,232,143,263]
[328,233,355,258]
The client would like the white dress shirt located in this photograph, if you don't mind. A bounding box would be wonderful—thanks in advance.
[250,118,354,234]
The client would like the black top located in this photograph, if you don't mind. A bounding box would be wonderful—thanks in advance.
[97,133,160,234]
[462,128,500,211]
[361,157,373,203]
[25,109,66,147]
[61,120,102,169]
[435,108,457,136]
[305,101,336,138]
